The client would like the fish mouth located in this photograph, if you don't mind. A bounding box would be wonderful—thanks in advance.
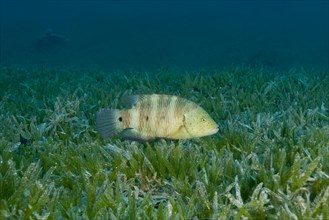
[208,127,219,135]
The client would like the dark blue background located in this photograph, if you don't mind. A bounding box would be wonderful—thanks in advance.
[1,0,328,71]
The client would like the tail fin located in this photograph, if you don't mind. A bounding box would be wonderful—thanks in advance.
[96,109,123,139]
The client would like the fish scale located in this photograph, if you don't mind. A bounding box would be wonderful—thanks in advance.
[139,95,154,136]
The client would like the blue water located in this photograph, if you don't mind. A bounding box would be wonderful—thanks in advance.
[1,0,328,71]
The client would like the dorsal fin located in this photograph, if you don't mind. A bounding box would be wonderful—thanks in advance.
[120,94,149,108]
[121,95,138,108]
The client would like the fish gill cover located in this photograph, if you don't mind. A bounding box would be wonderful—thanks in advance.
[0,0,328,219]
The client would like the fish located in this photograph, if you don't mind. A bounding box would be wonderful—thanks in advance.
[96,94,219,141]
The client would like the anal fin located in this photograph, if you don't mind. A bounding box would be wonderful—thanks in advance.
[121,128,152,142]
[121,128,143,141]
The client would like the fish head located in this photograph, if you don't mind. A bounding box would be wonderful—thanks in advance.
[184,107,219,138]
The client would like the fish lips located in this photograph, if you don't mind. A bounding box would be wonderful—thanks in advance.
[204,127,219,137]
[210,127,219,135]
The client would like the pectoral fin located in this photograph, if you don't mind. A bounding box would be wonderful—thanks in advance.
[167,125,191,139]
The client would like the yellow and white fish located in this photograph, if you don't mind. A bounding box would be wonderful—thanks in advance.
[96,94,218,141]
